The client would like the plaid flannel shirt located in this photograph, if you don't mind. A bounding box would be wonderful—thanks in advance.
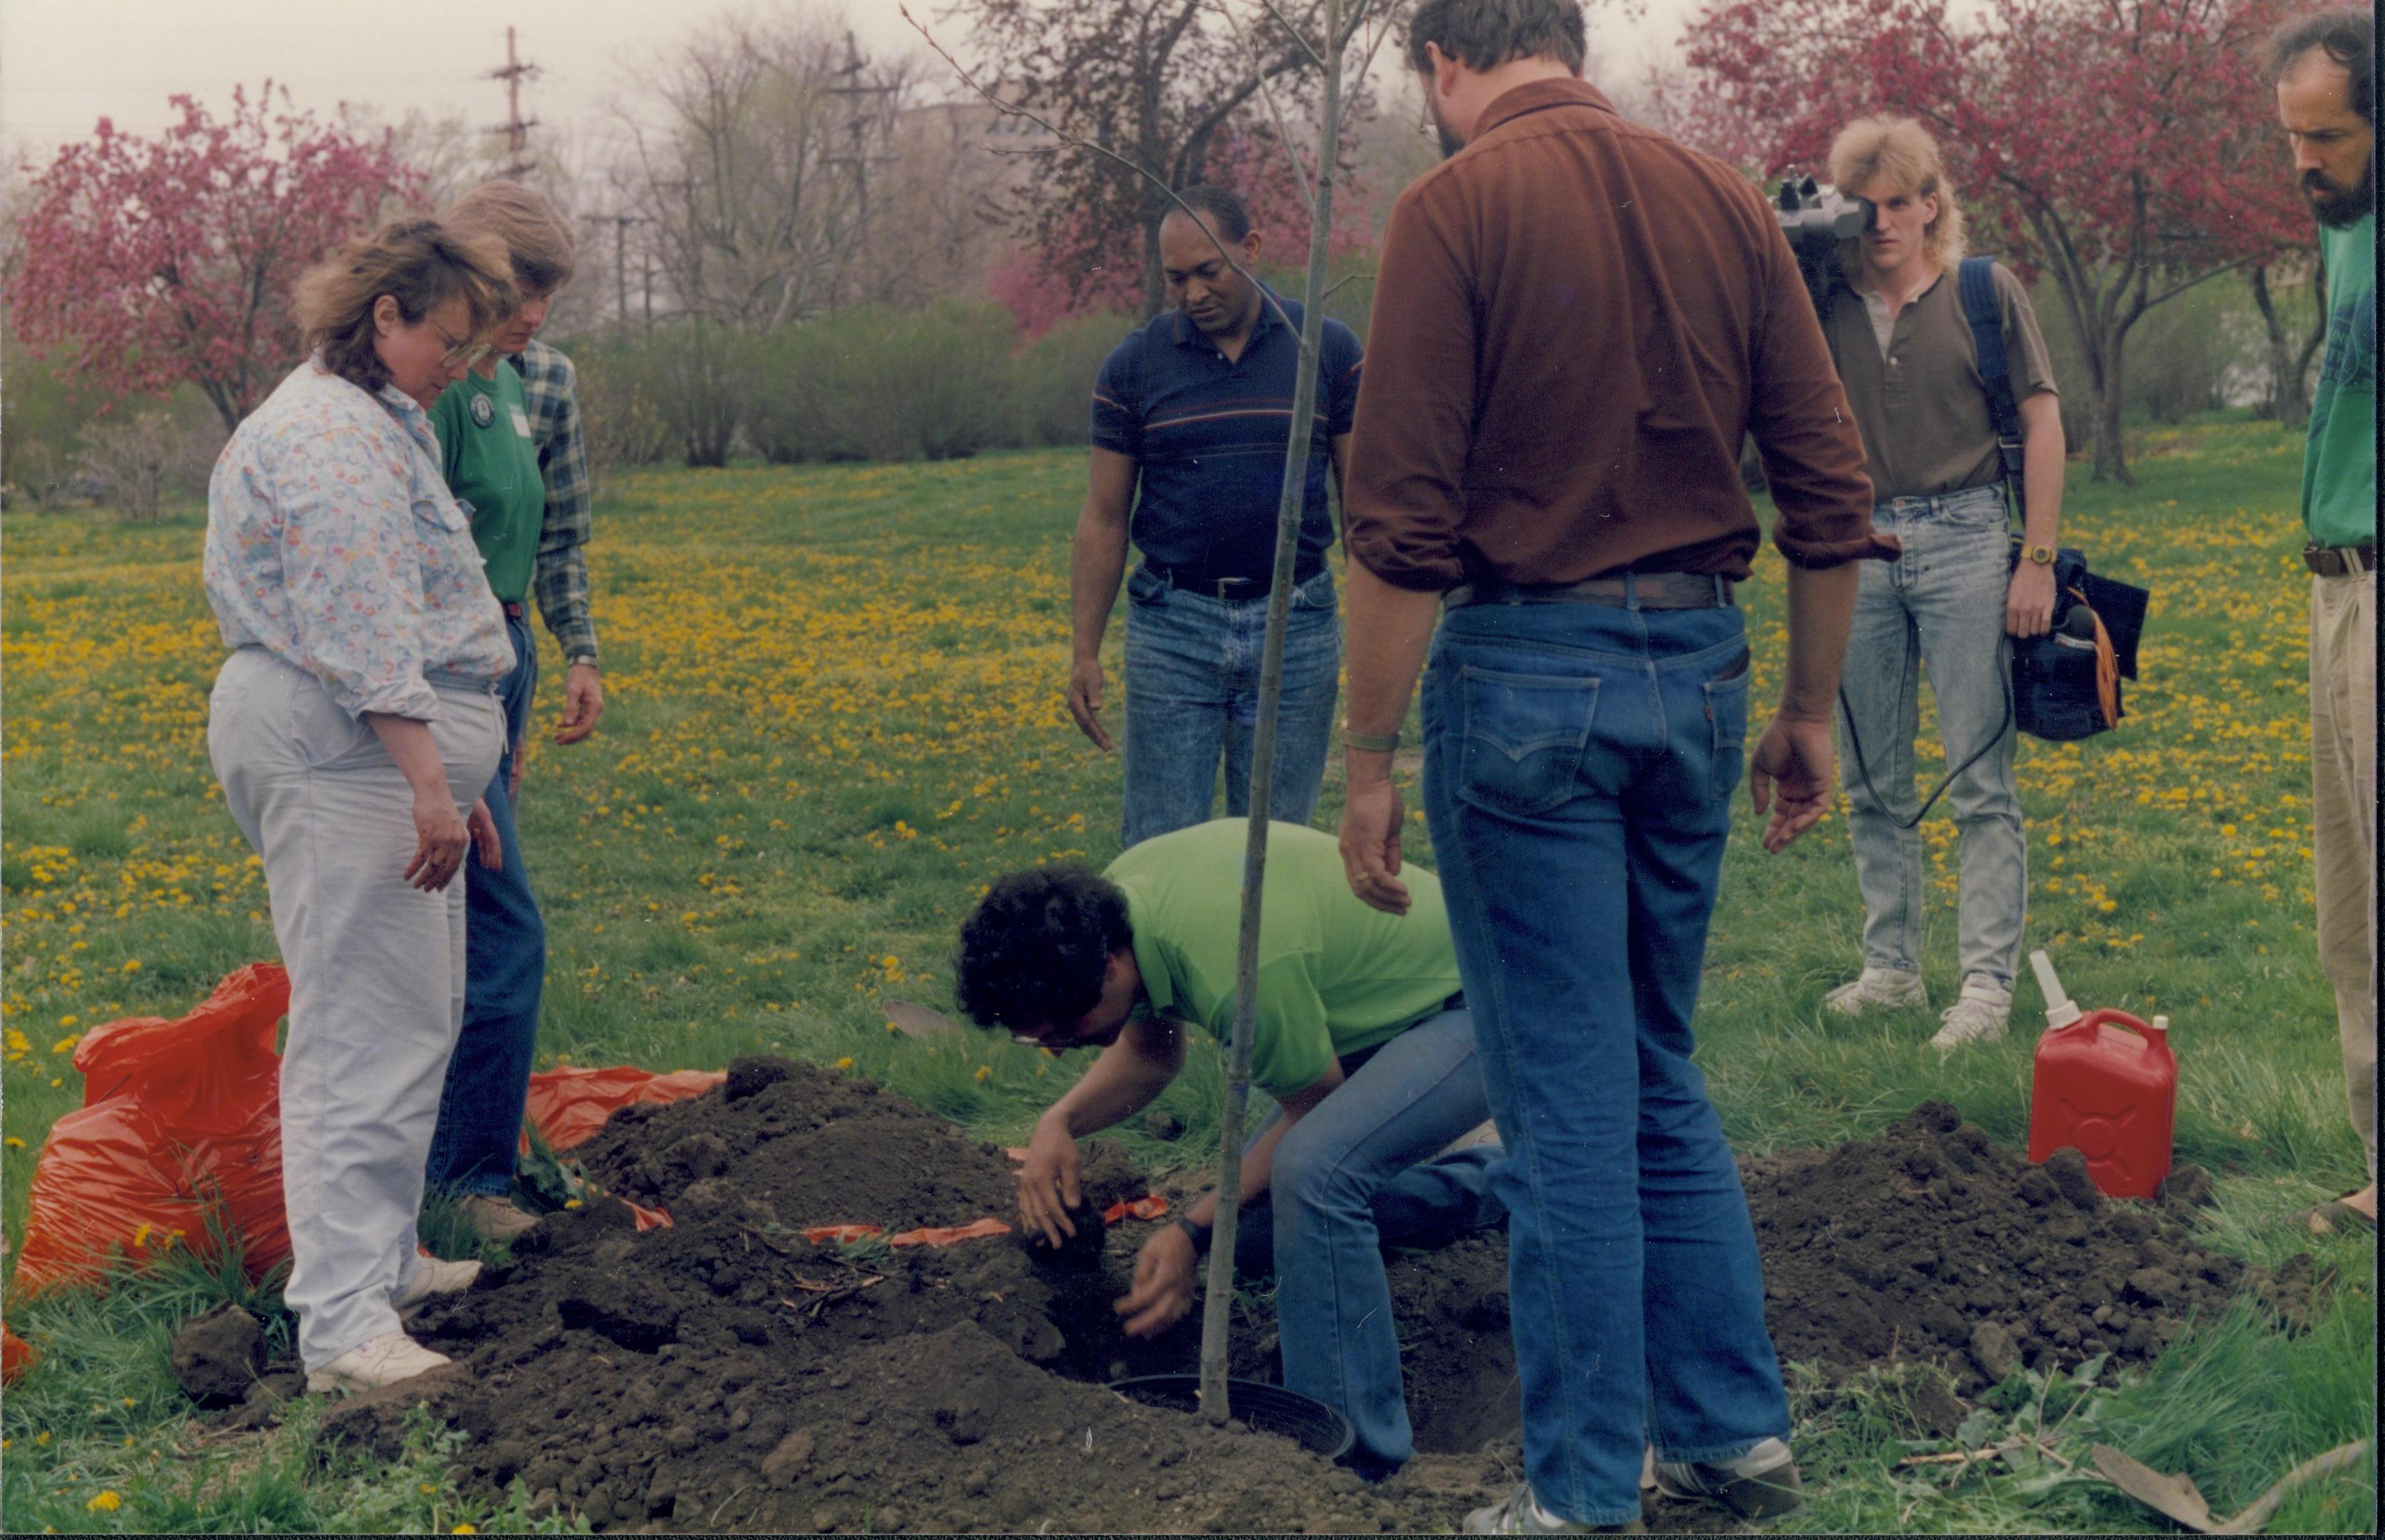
[512,337,600,665]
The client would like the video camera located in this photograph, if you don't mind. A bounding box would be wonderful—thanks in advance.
[1773,174,1873,311]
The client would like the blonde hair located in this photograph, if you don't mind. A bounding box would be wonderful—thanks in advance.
[1828,115,1968,270]
[445,180,577,295]
[292,219,517,394]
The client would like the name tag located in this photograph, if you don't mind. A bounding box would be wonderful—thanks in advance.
[510,406,533,438]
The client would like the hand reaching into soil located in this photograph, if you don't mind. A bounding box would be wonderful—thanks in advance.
[1115,1223,1199,1337]
[1017,1112,1084,1249]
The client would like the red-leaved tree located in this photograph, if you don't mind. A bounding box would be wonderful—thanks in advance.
[987,114,1376,334]
[11,85,425,433]
[962,0,1394,318]
[1683,0,2307,481]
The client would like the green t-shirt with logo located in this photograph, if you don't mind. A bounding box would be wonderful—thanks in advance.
[1105,820,1463,1100]
[431,361,545,604]
[2303,213,2376,549]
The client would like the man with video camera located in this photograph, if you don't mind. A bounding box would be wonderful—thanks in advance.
[1808,118,2067,1052]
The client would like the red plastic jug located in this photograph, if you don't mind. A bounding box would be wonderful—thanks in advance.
[2023,951,2175,1199]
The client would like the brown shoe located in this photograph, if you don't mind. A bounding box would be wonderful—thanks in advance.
[460,1194,539,1240]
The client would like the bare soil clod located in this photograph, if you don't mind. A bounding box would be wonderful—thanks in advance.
[282,1069,2311,1534]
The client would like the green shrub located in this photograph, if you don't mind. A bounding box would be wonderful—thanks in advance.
[1014,312,1135,449]
[563,341,676,473]
[639,319,748,468]
[752,302,1024,463]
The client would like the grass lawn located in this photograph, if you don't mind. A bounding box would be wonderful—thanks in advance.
[1,413,2372,1531]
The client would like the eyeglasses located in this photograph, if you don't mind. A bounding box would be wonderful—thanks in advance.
[433,325,488,370]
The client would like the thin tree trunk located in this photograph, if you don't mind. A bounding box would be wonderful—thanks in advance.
[1199,0,1340,1429]
[2248,264,2309,430]
[2295,260,2331,405]
[2089,319,2133,484]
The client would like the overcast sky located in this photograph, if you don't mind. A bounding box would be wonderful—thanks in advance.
[1,0,1702,166]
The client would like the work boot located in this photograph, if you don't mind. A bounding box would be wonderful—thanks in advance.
[1652,1437,1805,1521]
[1462,1483,1643,1534]
[306,1331,451,1395]
[1929,975,2013,1053]
[458,1194,539,1241]
[392,1255,482,1311]
[1822,967,1928,1018]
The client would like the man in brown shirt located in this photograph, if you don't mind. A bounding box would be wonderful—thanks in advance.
[1332,1,1891,1531]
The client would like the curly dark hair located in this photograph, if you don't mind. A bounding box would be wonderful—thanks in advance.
[953,866,1132,1034]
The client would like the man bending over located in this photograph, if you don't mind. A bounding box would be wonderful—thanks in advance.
[954,818,1504,1480]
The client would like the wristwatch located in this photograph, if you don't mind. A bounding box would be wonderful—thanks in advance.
[2021,544,2058,567]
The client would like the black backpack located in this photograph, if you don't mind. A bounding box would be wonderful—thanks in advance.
[1840,262,2156,826]
[1958,256,2148,744]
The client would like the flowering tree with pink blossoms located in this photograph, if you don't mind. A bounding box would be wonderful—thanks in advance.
[11,84,424,433]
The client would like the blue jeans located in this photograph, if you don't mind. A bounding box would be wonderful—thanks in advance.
[1421,599,1789,1528]
[1838,487,2025,989]
[1119,565,1339,849]
[1229,1007,1506,1479]
[427,610,547,1199]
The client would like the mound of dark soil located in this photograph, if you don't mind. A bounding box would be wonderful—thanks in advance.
[300,1066,2310,1535]
[1743,1100,2316,1393]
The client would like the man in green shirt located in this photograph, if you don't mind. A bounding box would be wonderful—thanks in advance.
[954,819,1503,1480]
[2275,10,2376,1236]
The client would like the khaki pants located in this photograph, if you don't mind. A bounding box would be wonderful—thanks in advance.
[2311,571,2375,1183]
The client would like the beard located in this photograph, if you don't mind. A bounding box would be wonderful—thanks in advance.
[1427,99,1464,160]
[2303,161,2375,229]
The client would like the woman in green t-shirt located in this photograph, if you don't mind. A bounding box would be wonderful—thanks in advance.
[420,195,565,1243]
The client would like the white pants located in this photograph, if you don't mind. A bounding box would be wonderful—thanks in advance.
[208,649,504,1368]
[2311,572,2375,1183]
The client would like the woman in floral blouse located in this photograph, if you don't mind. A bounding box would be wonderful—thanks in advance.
[204,219,518,1394]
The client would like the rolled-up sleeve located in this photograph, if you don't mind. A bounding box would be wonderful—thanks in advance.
[273,425,441,720]
[1344,190,1478,592]
[1746,221,1896,569]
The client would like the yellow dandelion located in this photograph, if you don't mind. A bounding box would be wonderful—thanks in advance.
[834,1056,854,1070]
[975,1065,993,1083]
[87,1490,121,1512]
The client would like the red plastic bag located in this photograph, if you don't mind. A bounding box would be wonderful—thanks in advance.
[11,965,290,1297]
[520,1065,728,1153]
[1,1323,38,1384]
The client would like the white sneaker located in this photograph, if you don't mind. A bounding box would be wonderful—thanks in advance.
[1822,967,1928,1017]
[306,1331,450,1394]
[1930,976,2013,1052]
[392,1255,482,1311]
[457,1194,539,1241]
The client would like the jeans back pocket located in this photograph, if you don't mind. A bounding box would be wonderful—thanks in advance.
[1703,647,1752,802]
[1457,665,1600,818]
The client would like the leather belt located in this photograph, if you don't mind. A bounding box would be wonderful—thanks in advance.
[1443,571,1736,611]
[1142,561,1323,600]
[2304,542,2376,578]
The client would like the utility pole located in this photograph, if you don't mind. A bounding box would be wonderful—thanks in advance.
[585,213,643,340]
[822,30,898,305]
[486,25,541,177]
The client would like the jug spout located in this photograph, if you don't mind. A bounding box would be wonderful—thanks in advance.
[2032,949,2081,1029]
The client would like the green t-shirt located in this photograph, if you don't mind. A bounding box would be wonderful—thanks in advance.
[431,362,545,604]
[2303,213,2376,549]
[1105,820,1463,1099]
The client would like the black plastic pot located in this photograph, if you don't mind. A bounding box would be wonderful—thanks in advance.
[1107,1374,1356,1460]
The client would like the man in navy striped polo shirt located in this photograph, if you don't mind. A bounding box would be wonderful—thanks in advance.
[1066,184,1365,848]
